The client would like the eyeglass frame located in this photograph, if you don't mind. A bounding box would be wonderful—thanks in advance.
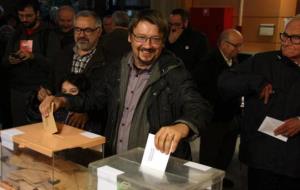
[131,32,163,45]
[279,32,300,45]
[74,27,100,35]
[225,40,243,49]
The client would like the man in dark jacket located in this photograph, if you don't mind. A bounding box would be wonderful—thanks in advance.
[195,29,243,188]
[40,9,212,159]
[218,17,300,190]
[2,0,51,126]
[166,8,209,72]
[37,10,106,134]
[101,10,131,63]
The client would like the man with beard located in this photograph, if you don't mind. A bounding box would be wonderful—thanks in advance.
[35,10,106,134]
[1,0,51,127]
[39,9,212,159]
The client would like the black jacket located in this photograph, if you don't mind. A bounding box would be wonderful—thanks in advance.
[218,51,300,178]
[2,23,51,91]
[193,48,241,121]
[66,49,212,159]
[166,27,209,72]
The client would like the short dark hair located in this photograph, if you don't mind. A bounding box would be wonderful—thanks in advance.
[128,9,168,41]
[170,8,189,22]
[16,0,40,13]
[59,73,91,92]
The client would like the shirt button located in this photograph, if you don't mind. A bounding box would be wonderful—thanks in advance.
[121,123,125,126]
[119,139,123,143]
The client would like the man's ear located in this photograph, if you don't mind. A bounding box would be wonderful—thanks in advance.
[128,34,131,43]
[183,20,188,28]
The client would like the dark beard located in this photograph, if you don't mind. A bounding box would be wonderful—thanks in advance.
[22,19,37,29]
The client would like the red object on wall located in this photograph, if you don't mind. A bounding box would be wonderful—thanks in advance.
[190,7,233,47]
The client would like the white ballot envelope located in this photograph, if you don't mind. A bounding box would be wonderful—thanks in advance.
[258,116,288,142]
[141,133,170,172]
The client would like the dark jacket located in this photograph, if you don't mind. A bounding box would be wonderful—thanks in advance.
[101,28,131,63]
[66,49,212,159]
[49,42,107,92]
[165,27,209,72]
[193,48,241,121]
[218,51,300,178]
[46,42,108,134]
[2,22,51,91]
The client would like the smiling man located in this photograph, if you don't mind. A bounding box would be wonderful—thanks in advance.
[219,17,300,190]
[40,9,212,159]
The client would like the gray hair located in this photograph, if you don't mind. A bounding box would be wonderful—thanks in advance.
[74,10,102,28]
[112,10,129,27]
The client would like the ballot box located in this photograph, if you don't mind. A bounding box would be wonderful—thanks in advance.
[89,147,225,190]
[0,122,105,190]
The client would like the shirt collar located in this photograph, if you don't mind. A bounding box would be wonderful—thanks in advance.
[219,48,233,67]
[73,46,96,58]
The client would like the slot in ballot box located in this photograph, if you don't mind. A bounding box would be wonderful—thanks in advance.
[0,122,105,190]
[89,147,225,190]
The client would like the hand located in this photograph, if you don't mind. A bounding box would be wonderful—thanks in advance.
[66,112,89,129]
[8,53,23,64]
[155,123,189,154]
[259,83,273,104]
[168,27,184,44]
[37,87,52,102]
[274,117,300,137]
[39,96,67,117]
[18,49,34,61]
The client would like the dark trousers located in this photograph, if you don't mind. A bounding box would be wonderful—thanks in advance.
[248,167,300,190]
[199,118,239,170]
[10,88,32,127]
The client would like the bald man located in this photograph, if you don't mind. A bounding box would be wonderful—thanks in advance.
[219,17,300,189]
[56,5,75,33]
[194,29,244,188]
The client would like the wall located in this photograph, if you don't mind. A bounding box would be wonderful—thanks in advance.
[181,0,297,53]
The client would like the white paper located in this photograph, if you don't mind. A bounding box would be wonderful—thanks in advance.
[0,129,24,150]
[1,139,14,150]
[141,133,170,172]
[258,116,288,142]
[81,131,100,138]
[184,161,211,172]
[97,165,124,190]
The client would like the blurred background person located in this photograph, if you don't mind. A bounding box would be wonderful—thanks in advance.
[195,28,244,188]
[101,10,131,63]
[166,8,209,73]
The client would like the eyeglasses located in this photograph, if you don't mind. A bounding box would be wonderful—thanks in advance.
[74,27,99,35]
[131,33,162,45]
[225,41,243,49]
[168,22,182,27]
[280,32,300,44]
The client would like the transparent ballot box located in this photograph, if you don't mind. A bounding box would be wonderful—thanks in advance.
[89,147,225,190]
[0,122,105,190]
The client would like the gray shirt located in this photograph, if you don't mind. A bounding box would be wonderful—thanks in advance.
[116,58,151,153]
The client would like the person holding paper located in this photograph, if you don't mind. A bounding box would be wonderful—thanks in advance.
[39,9,212,159]
[218,17,300,190]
